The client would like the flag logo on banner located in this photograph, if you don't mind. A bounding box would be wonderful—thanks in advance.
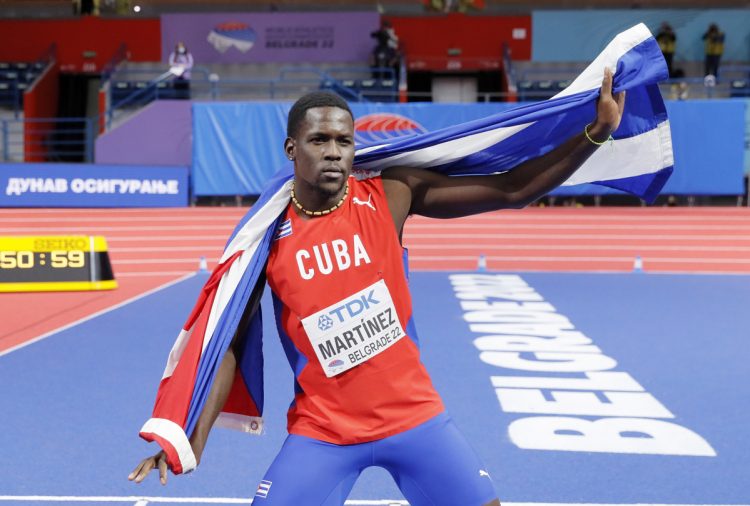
[207,22,256,53]
[354,113,428,145]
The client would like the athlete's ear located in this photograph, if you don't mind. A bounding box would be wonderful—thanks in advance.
[284,137,295,161]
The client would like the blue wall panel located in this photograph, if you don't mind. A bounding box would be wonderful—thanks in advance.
[533,10,750,63]
[192,100,746,198]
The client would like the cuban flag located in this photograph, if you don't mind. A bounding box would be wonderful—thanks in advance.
[139,23,673,474]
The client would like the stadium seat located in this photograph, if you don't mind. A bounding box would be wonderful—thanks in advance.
[0,71,19,81]
[536,80,555,99]
[111,81,132,104]
[319,79,336,90]
[730,80,750,98]
[517,80,535,101]
[0,82,12,106]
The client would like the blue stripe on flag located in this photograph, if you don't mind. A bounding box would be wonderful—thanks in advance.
[185,212,285,435]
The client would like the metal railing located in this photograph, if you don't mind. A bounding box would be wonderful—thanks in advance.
[105,65,399,127]
[0,117,96,163]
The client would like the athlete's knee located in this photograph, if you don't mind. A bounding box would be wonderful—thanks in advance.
[483,499,501,506]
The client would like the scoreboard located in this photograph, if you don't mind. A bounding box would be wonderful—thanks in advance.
[0,236,117,292]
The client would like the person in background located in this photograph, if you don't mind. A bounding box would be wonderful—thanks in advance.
[370,20,399,80]
[702,23,725,78]
[655,22,676,78]
[168,41,194,99]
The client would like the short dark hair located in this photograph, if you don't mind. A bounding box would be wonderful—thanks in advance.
[287,91,353,138]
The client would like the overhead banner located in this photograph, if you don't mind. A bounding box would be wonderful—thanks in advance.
[161,12,379,64]
[192,100,745,197]
[0,163,189,207]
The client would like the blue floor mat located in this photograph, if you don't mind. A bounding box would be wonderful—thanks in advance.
[1,272,748,503]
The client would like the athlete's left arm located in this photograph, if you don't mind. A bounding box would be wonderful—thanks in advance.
[381,68,625,227]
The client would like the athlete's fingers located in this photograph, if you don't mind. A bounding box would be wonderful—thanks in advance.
[158,454,169,485]
[601,67,613,99]
[128,459,147,481]
[131,458,155,483]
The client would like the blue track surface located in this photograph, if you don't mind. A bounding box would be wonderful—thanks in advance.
[1,272,748,503]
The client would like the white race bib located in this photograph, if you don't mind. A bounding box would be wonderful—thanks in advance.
[301,279,403,377]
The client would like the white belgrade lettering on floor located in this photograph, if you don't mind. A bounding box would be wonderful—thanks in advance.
[449,274,716,457]
[302,279,403,377]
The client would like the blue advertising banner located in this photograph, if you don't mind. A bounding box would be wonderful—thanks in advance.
[0,163,189,207]
[161,12,379,64]
[192,100,745,197]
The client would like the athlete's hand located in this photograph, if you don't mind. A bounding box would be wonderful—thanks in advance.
[128,450,169,485]
[589,67,626,142]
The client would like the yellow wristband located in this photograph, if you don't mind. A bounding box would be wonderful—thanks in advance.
[584,123,614,146]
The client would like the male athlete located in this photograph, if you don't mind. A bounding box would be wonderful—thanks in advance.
[130,69,625,505]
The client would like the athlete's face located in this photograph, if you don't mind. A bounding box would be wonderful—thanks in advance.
[285,107,355,203]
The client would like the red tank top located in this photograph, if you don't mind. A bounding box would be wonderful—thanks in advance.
[266,175,444,444]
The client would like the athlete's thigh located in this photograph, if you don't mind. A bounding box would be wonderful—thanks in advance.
[253,434,366,505]
[376,413,498,506]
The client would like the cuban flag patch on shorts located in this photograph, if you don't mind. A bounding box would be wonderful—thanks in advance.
[255,479,272,499]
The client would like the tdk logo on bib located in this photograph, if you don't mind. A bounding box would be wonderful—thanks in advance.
[328,290,380,323]
[301,280,403,378]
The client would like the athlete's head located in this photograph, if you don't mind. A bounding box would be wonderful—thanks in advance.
[287,91,353,138]
[285,92,355,203]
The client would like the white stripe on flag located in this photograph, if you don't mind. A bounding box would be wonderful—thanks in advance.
[139,418,197,474]
[564,120,673,185]
[163,328,193,380]
[355,122,532,170]
[554,23,652,99]
[202,180,293,355]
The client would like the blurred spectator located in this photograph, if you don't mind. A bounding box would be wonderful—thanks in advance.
[655,22,676,78]
[73,0,98,15]
[702,23,725,78]
[425,0,485,12]
[168,41,194,99]
[672,81,689,100]
[370,20,399,80]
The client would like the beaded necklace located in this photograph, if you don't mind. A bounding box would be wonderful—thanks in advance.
[290,181,349,217]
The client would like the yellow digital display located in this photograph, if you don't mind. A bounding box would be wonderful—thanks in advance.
[0,236,117,292]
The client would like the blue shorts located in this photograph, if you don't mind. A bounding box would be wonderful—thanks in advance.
[252,412,498,506]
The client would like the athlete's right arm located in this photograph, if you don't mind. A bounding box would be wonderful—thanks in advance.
[128,273,267,485]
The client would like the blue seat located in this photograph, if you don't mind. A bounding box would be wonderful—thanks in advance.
[0,71,19,82]
[730,80,750,98]
[341,79,359,90]
[319,79,336,90]
[0,81,22,107]
[517,80,537,101]
[360,78,397,102]
[111,81,132,104]
[0,82,13,105]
